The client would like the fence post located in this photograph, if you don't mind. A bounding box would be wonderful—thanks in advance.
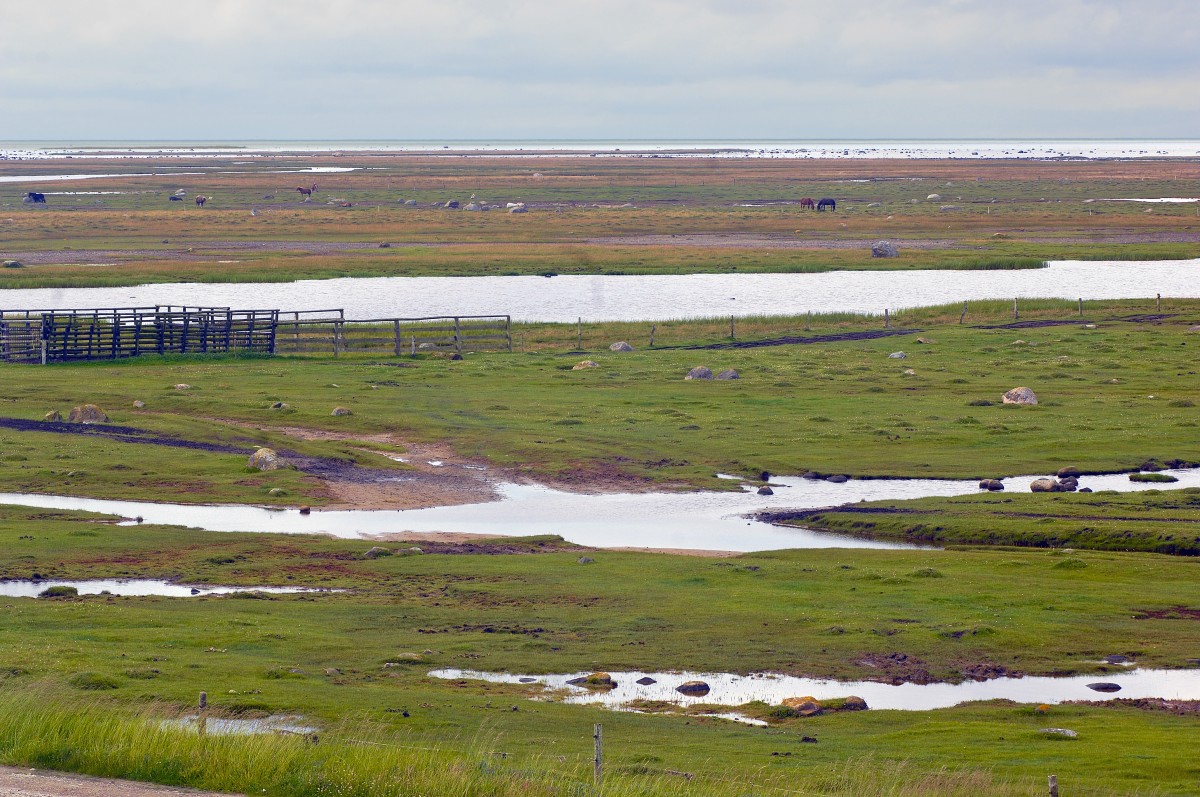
[577,317,582,352]
[333,321,342,358]
[393,320,401,356]
[1157,293,1162,312]
[650,324,656,348]
[884,308,890,328]
[1048,774,1058,797]
[506,316,513,353]
[410,335,416,356]
[454,317,462,355]
[959,302,968,324]
[1078,297,1083,316]
[593,723,603,786]
[805,312,811,332]
[1013,298,1018,320]
[198,691,207,736]
[40,339,47,365]
[729,315,735,340]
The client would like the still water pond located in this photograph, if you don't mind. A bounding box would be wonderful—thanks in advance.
[3,260,1198,322]
[430,667,1200,712]
[1,469,1197,553]
[0,579,333,598]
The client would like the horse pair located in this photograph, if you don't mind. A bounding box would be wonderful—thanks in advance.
[799,197,836,211]
[24,192,46,203]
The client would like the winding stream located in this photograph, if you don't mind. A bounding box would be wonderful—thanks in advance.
[3,260,1199,322]
[1,468,1197,552]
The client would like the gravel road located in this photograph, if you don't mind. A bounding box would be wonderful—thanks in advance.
[0,767,237,797]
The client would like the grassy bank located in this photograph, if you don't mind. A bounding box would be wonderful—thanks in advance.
[2,302,1200,502]
[1,508,1199,795]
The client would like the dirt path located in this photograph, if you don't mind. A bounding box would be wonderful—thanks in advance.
[0,767,238,797]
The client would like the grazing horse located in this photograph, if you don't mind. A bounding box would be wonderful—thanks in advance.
[296,184,317,200]
[24,192,47,203]
[195,196,208,207]
[799,197,815,210]
[816,197,836,212]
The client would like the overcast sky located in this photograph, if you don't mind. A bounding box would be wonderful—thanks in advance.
[1,0,1197,141]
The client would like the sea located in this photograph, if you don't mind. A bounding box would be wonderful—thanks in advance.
[2,139,1200,161]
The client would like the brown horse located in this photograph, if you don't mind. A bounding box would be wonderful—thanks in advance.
[195,196,207,207]
[296,184,317,200]
[799,197,815,210]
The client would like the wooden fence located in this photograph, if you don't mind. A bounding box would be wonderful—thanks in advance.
[274,315,512,356]
[1,307,511,363]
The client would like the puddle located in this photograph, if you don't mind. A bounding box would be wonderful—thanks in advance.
[2,469,1199,552]
[0,579,337,598]
[165,715,316,736]
[1089,198,1199,203]
[429,667,1200,712]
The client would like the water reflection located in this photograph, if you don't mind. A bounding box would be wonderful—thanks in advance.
[430,667,1200,711]
[0,579,334,598]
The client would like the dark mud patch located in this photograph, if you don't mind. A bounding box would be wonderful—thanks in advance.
[853,652,935,684]
[1064,697,1200,716]
[667,328,921,351]
[1131,606,1200,620]
[0,416,253,454]
[973,313,1180,330]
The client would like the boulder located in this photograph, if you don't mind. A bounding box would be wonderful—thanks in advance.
[871,240,898,258]
[1029,478,1058,493]
[508,206,528,213]
[67,404,108,424]
[1057,476,1079,492]
[572,360,599,370]
[685,367,713,380]
[940,205,963,212]
[978,479,1005,491]
[1087,682,1122,693]
[577,556,595,564]
[248,447,284,471]
[363,546,392,559]
[888,351,906,359]
[841,695,869,711]
[757,486,774,496]
[270,401,289,410]
[782,696,823,716]
[132,400,145,409]
[675,680,711,696]
[1002,387,1038,405]
[715,369,740,380]
[826,474,849,483]
[331,407,353,416]
[1057,466,1081,478]
[926,193,942,200]
[568,672,616,689]
[635,676,657,685]
[403,199,418,206]
[801,472,821,480]
[444,200,460,209]
[464,203,481,211]
[609,341,634,352]
[1041,728,1078,738]
[43,410,63,422]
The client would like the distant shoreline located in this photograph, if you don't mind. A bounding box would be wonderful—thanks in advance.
[3,138,1200,161]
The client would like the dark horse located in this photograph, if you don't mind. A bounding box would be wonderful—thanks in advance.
[24,192,47,203]
[816,197,836,212]
[296,184,317,199]
[195,196,208,207]
[799,197,815,210]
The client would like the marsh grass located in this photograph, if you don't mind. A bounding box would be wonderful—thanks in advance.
[0,687,1044,797]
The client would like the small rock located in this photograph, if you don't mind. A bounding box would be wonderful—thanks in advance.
[715,369,740,380]
[676,680,711,696]
[1041,728,1078,738]
[609,341,634,352]
[903,368,916,375]
[67,404,108,424]
[378,242,391,248]
[577,556,595,564]
[1078,487,1093,493]
[248,448,284,471]
[43,410,63,422]
[939,205,963,212]
[1087,682,1122,693]
[871,240,898,258]
[508,206,528,213]
[568,672,615,689]
[636,676,657,685]
[1002,387,1038,405]
[572,360,599,370]
[298,506,311,514]
[364,546,392,559]
[1057,476,1079,492]
[268,488,287,496]
[841,695,868,711]
[270,401,289,410]
[926,193,942,200]
[173,383,191,390]
[888,352,906,359]
[801,472,821,480]
[331,407,353,416]
[826,474,849,483]
[757,486,774,495]
[324,668,341,675]
[403,199,417,206]
[1104,654,1130,664]
[978,479,1005,491]
[915,337,932,344]
[685,366,714,380]
[132,400,145,409]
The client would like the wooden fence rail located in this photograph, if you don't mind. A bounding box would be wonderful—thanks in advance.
[1,307,511,363]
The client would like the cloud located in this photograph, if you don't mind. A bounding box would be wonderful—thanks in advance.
[1,0,1197,138]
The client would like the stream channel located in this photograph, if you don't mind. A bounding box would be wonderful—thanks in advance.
[4,260,1199,322]
[2,468,1199,552]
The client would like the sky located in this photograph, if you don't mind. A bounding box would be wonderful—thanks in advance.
[1,0,1197,141]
